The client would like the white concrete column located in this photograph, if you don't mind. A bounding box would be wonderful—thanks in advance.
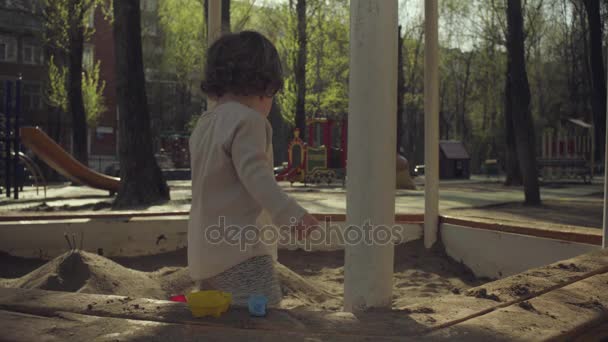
[344,0,397,312]
[207,0,222,110]
[424,0,439,249]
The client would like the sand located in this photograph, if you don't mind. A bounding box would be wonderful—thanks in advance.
[0,240,485,310]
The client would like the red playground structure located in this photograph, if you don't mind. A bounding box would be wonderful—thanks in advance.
[276,117,348,185]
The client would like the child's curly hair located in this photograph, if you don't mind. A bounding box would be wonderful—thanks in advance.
[201,31,283,98]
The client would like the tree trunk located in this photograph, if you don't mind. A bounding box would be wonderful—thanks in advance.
[506,0,541,205]
[504,75,522,186]
[460,52,473,144]
[294,0,307,140]
[204,0,208,25]
[583,0,606,163]
[67,25,88,166]
[268,100,288,166]
[113,0,170,207]
[535,44,546,120]
[222,0,231,33]
[397,25,404,154]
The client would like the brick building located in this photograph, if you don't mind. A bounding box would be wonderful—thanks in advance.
[87,0,118,172]
[1,0,195,175]
[0,0,51,140]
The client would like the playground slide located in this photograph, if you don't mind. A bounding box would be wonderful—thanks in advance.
[19,127,120,193]
[275,166,300,182]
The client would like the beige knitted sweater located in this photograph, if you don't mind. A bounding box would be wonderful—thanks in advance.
[187,101,307,280]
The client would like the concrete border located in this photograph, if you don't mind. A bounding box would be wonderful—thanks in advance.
[442,223,599,278]
[0,212,424,223]
[0,216,423,259]
[0,212,603,285]
[442,215,602,245]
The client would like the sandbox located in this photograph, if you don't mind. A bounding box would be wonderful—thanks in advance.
[0,212,607,340]
[1,248,608,341]
[0,227,483,311]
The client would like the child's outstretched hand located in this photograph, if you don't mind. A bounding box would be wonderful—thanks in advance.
[294,213,320,240]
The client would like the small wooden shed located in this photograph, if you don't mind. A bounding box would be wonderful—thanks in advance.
[439,140,470,179]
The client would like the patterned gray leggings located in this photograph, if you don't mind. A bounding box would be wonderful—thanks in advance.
[197,255,282,307]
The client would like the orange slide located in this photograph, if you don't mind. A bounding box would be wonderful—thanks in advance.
[20,127,120,193]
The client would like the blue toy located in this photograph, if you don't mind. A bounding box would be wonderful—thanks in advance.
[248,295,268,317]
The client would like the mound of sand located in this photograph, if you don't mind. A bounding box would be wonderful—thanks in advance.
[1,250,341,308]
[0,240,484,310]
[6,250,165,299]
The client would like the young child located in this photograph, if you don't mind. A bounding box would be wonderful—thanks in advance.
[188,31,319,306]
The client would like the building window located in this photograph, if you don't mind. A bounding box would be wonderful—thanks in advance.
[22,43,43,65]
[0,35,17,62]
[83,44,94,70]
[35,44,42,63]
[22,82,42,110]
[23,45,32,63]
[0,0,38,12]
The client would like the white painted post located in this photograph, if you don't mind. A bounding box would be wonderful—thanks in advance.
[344,0,397,312]
[207,0,222,110]
[424,0,439,249]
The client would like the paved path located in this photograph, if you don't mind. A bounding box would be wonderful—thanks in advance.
[1,178,602,216]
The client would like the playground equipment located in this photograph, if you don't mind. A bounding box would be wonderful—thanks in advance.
[1,79,119,197]
[20,127,120,194]
[539,119,593,183]
[276,117,415,189]
[12,151,46,197]
[159,133,190,168]
[1,79,24,199]
[276,117,347,185]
